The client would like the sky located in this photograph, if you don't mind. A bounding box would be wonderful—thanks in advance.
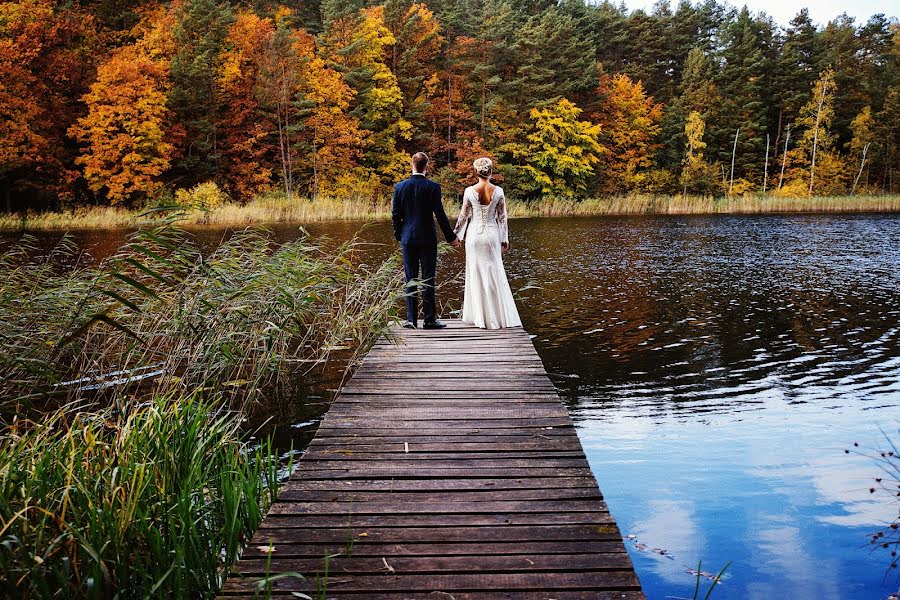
[620,0,898,27]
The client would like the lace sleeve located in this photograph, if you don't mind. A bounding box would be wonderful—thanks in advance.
[454,192,472,241]
[496,188,509,244]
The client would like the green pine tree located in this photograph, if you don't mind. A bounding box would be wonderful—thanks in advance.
[712,7,770,187]
[169,0,234,182]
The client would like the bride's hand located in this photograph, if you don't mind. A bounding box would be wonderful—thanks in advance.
[501,242,509,254]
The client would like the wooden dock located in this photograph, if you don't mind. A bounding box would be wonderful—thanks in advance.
[219,320,643,599]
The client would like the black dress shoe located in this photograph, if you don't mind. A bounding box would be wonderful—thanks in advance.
[423,320,447,329]
[402,321,417,329]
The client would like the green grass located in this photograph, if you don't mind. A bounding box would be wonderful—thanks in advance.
[0,394,284,598]
[2,192,897,231]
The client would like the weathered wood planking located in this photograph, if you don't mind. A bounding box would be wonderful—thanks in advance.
[219,320,643,599]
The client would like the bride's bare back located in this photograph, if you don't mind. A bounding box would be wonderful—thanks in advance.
[473,179,496,206]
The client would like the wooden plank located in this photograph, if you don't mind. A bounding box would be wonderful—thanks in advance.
[220,572,641,593]
[235,539,630,558]
[336,390,561,398]
[219,592,645,600]
[244,525,624,545]
[258,511,614,527]
[230,553,635,575]
[307,439,585,450]
[314,427,576,437]
[321,410,570,421]
[275,489,604,503]
[277,477,600,492]
[291,468,597,479]
[221,320,642,598]
[264,499,608,515]
[301,449,587,460]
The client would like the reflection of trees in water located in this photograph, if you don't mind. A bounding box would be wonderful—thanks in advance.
[7,215,899,424]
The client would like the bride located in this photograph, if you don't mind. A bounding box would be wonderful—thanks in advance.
[453,158,522,329]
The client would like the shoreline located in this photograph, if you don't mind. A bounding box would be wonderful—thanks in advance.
[2,194,899,231]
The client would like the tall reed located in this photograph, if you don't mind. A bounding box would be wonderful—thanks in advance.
[0,225,404,415]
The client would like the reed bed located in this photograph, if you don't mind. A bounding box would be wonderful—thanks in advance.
[1,225,403,414]
[504,194,900,217]
[203,193,392,226]
[0,224,404,597]
[2,193,897,231]
[0,194,393,230]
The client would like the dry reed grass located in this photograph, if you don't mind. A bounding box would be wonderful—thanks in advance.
[2,193,897,231]
[504,194,900,217]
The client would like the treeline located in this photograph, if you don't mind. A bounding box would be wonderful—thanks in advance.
[1,0,898,209]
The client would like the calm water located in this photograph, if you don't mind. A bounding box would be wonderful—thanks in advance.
[5,214,900,599]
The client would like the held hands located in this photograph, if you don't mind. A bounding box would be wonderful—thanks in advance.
[451,239,462,249]
[501,242,509,254]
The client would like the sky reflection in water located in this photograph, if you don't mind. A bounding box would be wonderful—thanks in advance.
[511,215,900,599]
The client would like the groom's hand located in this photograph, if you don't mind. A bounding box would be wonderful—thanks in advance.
[452,239,461,248]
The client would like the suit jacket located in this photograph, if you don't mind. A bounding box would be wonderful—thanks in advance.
[392,174,456,246]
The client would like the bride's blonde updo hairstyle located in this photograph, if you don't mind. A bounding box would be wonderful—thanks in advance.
[473,157,493,178]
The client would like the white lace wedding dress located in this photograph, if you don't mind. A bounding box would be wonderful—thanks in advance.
[454,186,522,329]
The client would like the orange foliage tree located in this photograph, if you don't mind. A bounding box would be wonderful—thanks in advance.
[292,29,367,198]
[591,73,663,194]
[69,45,174,205]
[0,0,96,200]
[217,12,277,199]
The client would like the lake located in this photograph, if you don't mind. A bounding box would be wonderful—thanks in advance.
[4,213,899,599]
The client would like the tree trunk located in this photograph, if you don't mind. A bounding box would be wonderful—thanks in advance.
[447,38,452,165]
[773,107,783,164]
[778,126,790,189]
[281,65,293,200]
[277,113,289,199]
[312,126,319,201]
[809,85,826,195]
[729,127,740,195]
[763,133,770,194]
[851,142,870,195]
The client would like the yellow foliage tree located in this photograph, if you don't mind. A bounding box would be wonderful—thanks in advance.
[321,5,410,190]
[847,105,874,194]
[69,45,174,205]
[504,98,602,199]
[680,111,718,195]
[293,29,367,198]
[778,68,848,196]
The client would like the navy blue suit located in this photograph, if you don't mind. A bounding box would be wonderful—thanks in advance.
[392,173,456,325]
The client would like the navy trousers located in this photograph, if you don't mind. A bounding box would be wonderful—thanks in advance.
[402,242,437,325]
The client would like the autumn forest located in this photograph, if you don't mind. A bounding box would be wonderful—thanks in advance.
[2,0,898,212]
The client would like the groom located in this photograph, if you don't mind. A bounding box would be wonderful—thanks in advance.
[392,152,459,329]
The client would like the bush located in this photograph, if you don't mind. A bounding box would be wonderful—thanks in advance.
[174,182,230,210]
